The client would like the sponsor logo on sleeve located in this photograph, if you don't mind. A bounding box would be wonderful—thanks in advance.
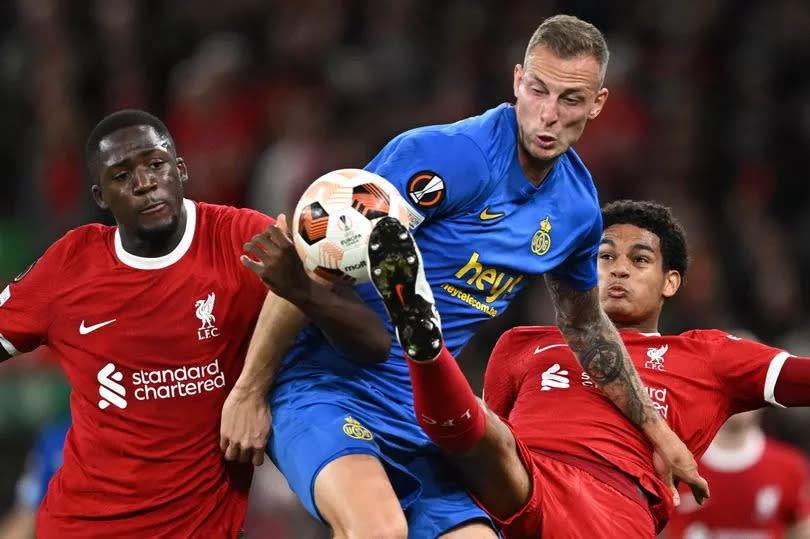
[407,171,446,209]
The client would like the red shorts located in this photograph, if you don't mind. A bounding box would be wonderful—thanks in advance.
[472,437,657,538]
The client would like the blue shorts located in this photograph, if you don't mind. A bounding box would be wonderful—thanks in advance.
[268,377,495,538]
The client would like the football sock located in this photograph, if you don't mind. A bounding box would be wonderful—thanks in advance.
[406,344,486,453]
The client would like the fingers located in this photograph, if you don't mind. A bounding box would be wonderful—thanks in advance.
[240,254,265,277]
[275,213,289,236]
[689,474,710,505]
[267,225,294,249]
[221,439,267,465]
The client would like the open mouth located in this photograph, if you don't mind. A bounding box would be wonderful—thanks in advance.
[536,135,556,148]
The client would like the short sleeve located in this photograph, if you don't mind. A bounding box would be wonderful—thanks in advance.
[0,234,75,356]
[230,208,275,296]
[484,329,521,419]
[709,332,791,412]
[364,130,491,228]
[548,209,602,291]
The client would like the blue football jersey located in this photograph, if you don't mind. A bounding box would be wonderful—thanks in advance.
[275,104,601,400]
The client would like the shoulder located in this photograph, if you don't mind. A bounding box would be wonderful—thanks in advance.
[678,328,732,344]
[558,148,599,208]
[194,201,274,235]
[384,105,516,178]
[48,223,113,266]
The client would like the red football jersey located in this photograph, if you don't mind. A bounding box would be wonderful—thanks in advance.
[667,432,810,539]
[0,200,272,538]
[484,326,793,528]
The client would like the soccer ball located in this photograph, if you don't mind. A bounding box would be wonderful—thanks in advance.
[292,169,411,284]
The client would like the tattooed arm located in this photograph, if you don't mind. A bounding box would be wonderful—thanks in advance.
[545,275,709,504]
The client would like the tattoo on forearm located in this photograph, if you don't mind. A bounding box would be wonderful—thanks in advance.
[545,274,657,427]
[580,338,624,385]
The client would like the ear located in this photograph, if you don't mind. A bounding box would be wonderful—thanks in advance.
[91,183,108,210]
[588,87,609,120]
[176,157,189,185]
[662,270,681,299]
[513,64,523,100]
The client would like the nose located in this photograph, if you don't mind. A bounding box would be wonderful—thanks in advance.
[610,257,630,278]
[539,97,559,125]
[132,166,157,194]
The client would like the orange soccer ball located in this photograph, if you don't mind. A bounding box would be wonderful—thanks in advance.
[292,169,411,284]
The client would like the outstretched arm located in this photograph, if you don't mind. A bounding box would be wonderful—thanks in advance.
[241,214,390,362]
[544,274,709,504]
[221,215,391,466]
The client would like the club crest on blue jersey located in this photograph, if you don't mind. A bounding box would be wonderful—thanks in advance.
[342,416,374,440]
[531,216,552,256]
[407,171,446,209]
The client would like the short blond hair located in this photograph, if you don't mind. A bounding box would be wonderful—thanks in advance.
[525,14,609,85]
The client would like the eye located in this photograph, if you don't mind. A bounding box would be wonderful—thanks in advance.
[531,86,547,95]
[635,256,650,264]
[112,171,129,181]
[562,96,582,105]
[599,253,613,261]
[149,160,165,169]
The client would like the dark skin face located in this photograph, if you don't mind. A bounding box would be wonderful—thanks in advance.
[598,223,681,333]
[91,125,188,257]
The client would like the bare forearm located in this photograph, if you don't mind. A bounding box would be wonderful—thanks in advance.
[290,283,391,363]
[561,309,658,428]
[233,291,307,395]
[545,276,663,435]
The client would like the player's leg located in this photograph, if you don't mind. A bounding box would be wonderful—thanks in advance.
[314,454,407,539]
[268,394,419,539]
[368,217,532,521]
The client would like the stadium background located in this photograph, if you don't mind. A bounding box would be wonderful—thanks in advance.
[0,0,808,537]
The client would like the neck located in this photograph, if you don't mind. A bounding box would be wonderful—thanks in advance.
[612,315,660,335]
[119,207,187,258]
[517,140,557,187]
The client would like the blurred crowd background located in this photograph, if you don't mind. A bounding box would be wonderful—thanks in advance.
[0,0,809,537]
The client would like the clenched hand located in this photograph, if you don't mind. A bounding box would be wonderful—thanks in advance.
[220,387,271,466]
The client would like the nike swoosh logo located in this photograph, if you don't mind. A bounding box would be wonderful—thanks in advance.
[479,207,505,221]
[534,343,568,354]
[80,319,117,335]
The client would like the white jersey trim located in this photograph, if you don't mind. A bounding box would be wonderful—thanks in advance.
[701,428,766,472]
[115,199,196,270]
[764,351,791,408]
[0,331,20,356]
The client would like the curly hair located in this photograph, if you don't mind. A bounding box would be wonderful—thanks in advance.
[601,200,689,279]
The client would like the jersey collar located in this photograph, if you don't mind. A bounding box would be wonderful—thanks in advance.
[114,199,196,270]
